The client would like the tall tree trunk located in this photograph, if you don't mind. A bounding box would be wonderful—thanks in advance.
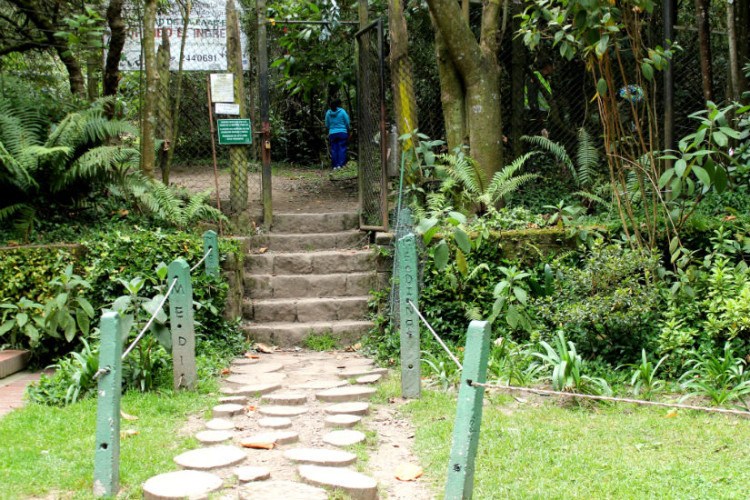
[227,0,248,213]
[738,0,749,97]
[510,2,526,158]
[157,30,172,184]
[103,0,126,105]
[727,0,741,102]
[434,26,466,151]
[694,0,713,102]
[141,0,158,178]
[388,0,419,145]
[427,0,503,178]
[86,48,101,102]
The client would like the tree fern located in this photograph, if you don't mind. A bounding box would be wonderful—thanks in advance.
[522,134,577,184]
[576,128,598,188]
[481,152,539,206]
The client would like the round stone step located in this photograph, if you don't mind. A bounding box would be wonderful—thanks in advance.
[230,383,282,397]
[205,418,236,431]
[143,470,223,500]
[226,372,287,386]
[258,405,309,417]
[315,385,376,403]
[283,448,357,467]
[219,395,249,405]
[174,445,246,470]
[289,379,348,391]
[356,374,382,385]
[337,368,388,379]
[342,358,375,367]
[239,480,327,500]
[213,403,245,418]
[230,362,284,375]
[195,430,234,444]
[260,392,307,406]
[240,430,299,447]
[234,465,271,483]
[232,357,259,365]
[258,417,293,429]
[298,465,377,500]
[325,402,370,416]
[322,430,366,447]
[324,414,362,428]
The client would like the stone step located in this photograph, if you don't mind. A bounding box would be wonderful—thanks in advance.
[249,231,367,252]
[244,297,369,322]
[270,212,359,234]
[245,273,377,299]
[143,470,223,500]
[246,250,379,275]
[242,320,374,348]
[298,465,378,500]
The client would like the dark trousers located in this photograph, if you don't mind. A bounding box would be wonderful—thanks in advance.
[329,132,348,168]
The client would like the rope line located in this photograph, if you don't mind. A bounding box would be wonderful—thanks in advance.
[190,247,213,273]
[121,277,179,360]
[407,299,463,370]
[471,381,750,418]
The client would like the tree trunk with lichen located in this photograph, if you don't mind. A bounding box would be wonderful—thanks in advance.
[388,0,419,148]
[157,29,172,184]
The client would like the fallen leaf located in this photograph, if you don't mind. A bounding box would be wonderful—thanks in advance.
[121,411,139,421]
[345,343,362,352]
[121,429,139,438]
[240,440,275,450]
[118,209,129,217]
[395,463,423,481]
[245,353,260,359]
[220,368,230,375]
[258,247,268,254]
[246,405,257,412]
[665,409,678,418]
[723,215,737,221]
[254,343,276,353]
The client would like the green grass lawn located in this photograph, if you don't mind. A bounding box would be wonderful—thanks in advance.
[0,389,216,499]
[402,389,750,499]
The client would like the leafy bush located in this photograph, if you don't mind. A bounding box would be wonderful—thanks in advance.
[531,241,664,362]
[0,246,79,303]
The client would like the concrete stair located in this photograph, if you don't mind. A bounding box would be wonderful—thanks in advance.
[243,212,380,347]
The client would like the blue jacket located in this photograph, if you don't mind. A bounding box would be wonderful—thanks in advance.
[325,107,350,135]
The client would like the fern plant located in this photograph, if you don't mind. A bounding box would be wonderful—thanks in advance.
[437,150,539,213]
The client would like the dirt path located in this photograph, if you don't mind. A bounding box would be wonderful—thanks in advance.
[167,165,359,213]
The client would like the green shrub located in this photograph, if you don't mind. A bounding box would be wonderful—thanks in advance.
[0,246,79,303]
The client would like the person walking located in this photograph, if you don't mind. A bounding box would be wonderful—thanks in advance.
[325,99,350,171]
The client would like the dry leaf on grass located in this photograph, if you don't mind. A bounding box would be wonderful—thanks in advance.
[240,440,275,450]
[665,409,679,418]
[121,429,139,438]
[395,463,423,481]
[120,411,139,421]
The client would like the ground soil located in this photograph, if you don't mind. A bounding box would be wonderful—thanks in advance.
[166,164,359,214]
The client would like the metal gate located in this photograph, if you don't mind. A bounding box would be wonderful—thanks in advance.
[356,19,388,231]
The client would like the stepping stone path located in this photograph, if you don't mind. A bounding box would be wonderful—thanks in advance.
[143,470,223,500]
[323,429,367,447]
[142,351,398,498]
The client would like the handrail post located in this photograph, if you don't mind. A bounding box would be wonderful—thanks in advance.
[397,232,420,398]
[93,312,124,498]
[445,321,491,500]
[203,230,220,277]
[168,258,196,389]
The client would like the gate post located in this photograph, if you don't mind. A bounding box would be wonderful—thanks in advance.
[93,312,124,498]
[445,321,491,500]
[168,258,196,389]
[397,232,420,398]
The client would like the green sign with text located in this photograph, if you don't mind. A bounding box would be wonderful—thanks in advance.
[217,119,252,145]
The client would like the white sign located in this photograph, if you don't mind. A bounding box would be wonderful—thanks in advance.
[210,73,235,102]
[215,103,240,115]
[120,0,249,71]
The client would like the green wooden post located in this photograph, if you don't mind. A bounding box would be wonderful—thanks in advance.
[93,312,124,498]
[444,321,491,500]
[168,258,196,390]
[203,230,220,278]
[397,233,420,398]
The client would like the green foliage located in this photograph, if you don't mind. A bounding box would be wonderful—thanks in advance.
[0,298,44,349]
[304,332,339,351]
[531,330,611,395]
[421,348,462,390]
[625,349,667,398]
[42,265,94,343]
[26,338,99,406]
[487,338,544,387]
[679,343,750,406]
[532,241,664,361]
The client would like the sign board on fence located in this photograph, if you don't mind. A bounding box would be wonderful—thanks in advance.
[217,119,252,145]
[119,0,249,71]
[210,73,235,102]
[215,103,240,115]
